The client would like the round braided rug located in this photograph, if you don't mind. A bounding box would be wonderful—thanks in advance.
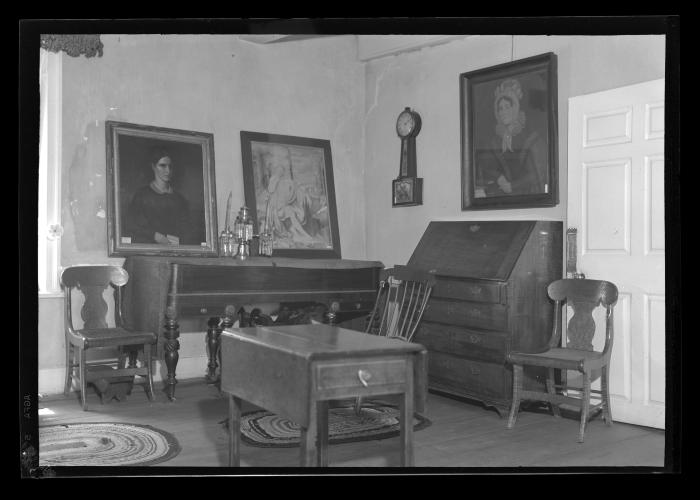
[238,402,431,448]
[39,422,181,466]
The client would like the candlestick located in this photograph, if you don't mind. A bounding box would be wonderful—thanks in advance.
[224,192,232,230]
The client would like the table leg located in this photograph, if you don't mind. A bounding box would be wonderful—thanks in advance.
[163,305,180,401]
[300,400,318,467]
[400,360,415,467]
[317,400,329,467]
[228,395,242,467]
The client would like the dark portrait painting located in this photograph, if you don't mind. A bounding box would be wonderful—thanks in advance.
[461,53,558,209]
[106,121,218,256]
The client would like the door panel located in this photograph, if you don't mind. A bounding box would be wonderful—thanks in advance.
[567,78,664,429]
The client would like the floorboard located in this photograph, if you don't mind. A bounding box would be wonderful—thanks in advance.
[38,378,666,470]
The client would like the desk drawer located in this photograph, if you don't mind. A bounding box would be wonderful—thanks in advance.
[315,358,407,394]
[427,351,509,401]
[423,299,508,331]
[413,322,508,362]
[432,279,504,304]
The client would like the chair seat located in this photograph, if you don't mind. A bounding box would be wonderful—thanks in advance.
[507,347,604,372]
[74,328,157,349]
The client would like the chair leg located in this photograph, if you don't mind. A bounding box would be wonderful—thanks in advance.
[64,343,74,396]
[354,396,363,415]
[579,371,591,443]
[601,365,613,426]
[507,365,523,429]
[144,343,155,402]
[79,349,88,411]
[546,368,561,418]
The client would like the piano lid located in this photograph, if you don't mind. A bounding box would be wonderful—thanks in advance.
[407,221,536,281]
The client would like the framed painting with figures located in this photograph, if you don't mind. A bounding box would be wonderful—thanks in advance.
[240,131,341,259]
[106,121,219,257]
[460,52,558,210]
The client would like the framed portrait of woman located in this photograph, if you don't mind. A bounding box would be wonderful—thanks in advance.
[240,131,341,259]
[105,121,219,256]
[460,52,558,210]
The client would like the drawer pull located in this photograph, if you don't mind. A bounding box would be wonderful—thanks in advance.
[468,285,482,295]
[200,307,208,314]
[357,369,372,387]
[470,366,481,375]
[467,334,482,344]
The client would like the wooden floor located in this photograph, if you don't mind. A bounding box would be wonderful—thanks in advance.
[38,378,665,470]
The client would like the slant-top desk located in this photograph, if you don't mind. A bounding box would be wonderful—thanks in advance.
[122,256,383,400]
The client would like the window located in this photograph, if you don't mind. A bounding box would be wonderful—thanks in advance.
[38,49,62,295]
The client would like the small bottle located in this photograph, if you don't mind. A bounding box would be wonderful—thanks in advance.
[233,214,244,242]
[218,230,228,257]
[259,220,273,257]
[225,229,235,256]
[250,235,260,257]
[240,206,254,242]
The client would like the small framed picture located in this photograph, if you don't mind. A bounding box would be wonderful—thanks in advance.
[392,177,423,207]
[105,121,219,257]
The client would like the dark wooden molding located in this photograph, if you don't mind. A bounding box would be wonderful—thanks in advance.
[40,34,104,58]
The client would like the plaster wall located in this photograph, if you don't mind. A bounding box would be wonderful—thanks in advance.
[39,35,366,393]
[362,35,666,268]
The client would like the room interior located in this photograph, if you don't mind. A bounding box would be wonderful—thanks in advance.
[29,26,674,473]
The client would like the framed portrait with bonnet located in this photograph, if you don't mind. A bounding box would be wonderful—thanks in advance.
[460,53,558,209]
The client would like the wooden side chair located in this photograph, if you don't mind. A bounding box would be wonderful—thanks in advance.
[355,265,436,412]
[506,278,619,443]
[61,265,157,411]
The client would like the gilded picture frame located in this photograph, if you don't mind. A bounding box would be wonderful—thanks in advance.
[105,121,219,257]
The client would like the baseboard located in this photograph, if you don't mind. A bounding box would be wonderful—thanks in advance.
[38,355,211,396]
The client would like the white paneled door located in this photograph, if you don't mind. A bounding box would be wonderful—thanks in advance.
[567,79,665,429]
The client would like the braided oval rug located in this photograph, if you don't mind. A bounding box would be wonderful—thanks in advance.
[231,402,431,448]
[39,422,181,466]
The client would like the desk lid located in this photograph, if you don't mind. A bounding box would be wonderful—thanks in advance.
[407,221,535,281]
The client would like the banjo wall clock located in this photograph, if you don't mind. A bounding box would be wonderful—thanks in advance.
[392,107,423,207]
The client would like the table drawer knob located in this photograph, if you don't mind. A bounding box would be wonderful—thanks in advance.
[357,369,372,387]
[200,307,208,314]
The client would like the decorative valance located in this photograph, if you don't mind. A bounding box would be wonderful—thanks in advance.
[40,34,103,58]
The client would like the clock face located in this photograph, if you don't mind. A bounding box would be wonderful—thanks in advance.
[396,111,416,137]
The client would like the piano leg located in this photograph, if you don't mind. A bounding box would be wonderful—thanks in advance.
[216,309,235,384]
[205,317,221,383]
[163,305,180,401]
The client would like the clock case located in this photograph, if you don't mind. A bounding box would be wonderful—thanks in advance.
[392,176,423,207]
[394,107,423,207]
